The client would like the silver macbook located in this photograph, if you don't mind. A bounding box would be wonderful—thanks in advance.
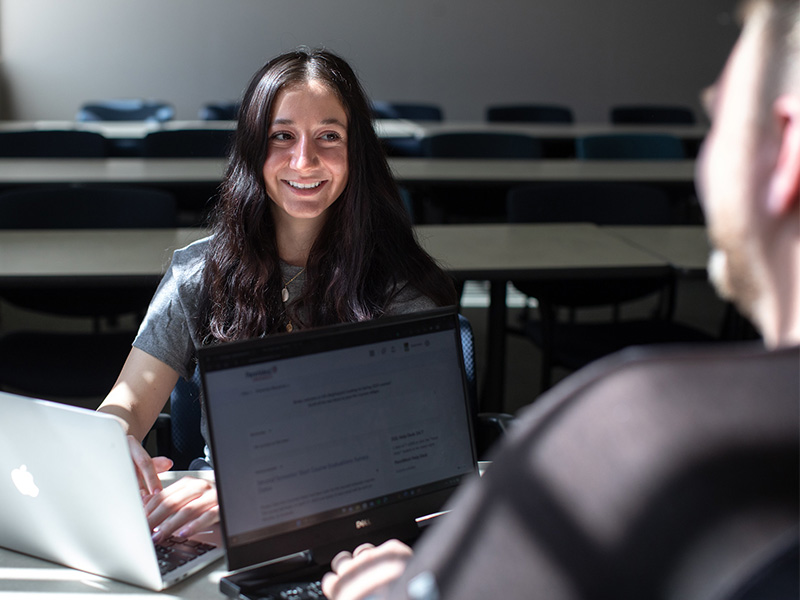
[0,391,224,590]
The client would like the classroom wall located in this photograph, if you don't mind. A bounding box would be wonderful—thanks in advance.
[0,0,739,122]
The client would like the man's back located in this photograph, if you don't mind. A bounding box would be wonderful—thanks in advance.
[392,343,799,600]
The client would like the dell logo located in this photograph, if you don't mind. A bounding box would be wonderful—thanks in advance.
[355,519,372,529]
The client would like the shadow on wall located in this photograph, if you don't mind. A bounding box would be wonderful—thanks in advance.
[0,63,15,120]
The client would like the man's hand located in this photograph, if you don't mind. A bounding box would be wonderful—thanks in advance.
[322,540,413,600]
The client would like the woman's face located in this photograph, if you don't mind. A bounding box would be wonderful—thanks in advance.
[263,80,349,227]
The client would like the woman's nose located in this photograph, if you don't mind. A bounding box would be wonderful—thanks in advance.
[291,137,318,170]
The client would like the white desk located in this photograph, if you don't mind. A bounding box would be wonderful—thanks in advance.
[604,225,711,277]
[382,120,707,140]
[0,119,707,139]
[0,224,678,410]
[0,157,697,187]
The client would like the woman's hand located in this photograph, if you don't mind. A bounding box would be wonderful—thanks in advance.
[127,434,172,496]
[321,540,414,600]
[144,476,219,543]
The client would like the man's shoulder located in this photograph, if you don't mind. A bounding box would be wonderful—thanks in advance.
[513,342,799,446]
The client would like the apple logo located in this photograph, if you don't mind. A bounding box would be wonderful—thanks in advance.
[11,464,39,498]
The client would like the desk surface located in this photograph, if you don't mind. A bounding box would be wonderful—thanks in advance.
[0,157,697,186]
[604,225,711,276]
[0,119,707,140]
[0,224,678,286]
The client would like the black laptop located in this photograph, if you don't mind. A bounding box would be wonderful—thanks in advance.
[199,307,478,599]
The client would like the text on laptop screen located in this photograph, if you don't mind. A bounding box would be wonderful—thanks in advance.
[201,310,476,567]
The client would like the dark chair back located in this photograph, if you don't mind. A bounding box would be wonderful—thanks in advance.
[198,102,240,121]
[610,104,696,125]
[507,182,673,226]
[0,130,108,157]
[576,133,685,160]
[422,132,542,159]
[142,129,233,158]
[164,366,206,471]
[372,101,443,121]
[0,185,177,229]
[76,99,174,122]
[0,185,177,318]
[486,104,574,123]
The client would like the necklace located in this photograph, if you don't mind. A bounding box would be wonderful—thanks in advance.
[281,267,305,332]
[281,268,305,303]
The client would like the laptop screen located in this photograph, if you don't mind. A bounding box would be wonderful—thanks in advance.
[200,307,477,571]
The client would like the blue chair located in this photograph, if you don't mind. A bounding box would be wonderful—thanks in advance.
[198,102,240,121]
[76,99,175,122]
[142,129,233,158]
[486,104,574,123]
[576,133,685,160]
[610,104,696,125]
[371,101,443,121]
[0,130,108,157]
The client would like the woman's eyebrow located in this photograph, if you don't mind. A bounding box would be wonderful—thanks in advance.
[270,117,346,126]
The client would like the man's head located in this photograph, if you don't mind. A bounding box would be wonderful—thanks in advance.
[697,0,800,348]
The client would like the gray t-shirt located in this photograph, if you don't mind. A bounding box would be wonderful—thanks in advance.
[133,236,437,462]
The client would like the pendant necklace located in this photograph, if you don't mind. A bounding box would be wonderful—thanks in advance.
[281,267,305,332]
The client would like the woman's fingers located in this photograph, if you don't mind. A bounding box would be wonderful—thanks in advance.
[145,476,218,542]
[126,435,162,495]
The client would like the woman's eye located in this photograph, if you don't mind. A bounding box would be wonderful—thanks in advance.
[321,132,342,142]
[270,132,292,141]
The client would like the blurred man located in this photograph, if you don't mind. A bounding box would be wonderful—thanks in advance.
[322,1,800,598]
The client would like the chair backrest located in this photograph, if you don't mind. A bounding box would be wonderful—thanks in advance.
[486,104,574,123]
[167,365,206,471]
[457,314,479,418]
[198,102,240,121]
[76,99,175,122]
[142,129,233,158]
[0,130,108,158]
[422,132,542,159]
[610,104,696,125]
[0,185,177,229]
[576,133,685,160]
[506,183,673,307]
[372,101,443,121]
[506,182,673,225]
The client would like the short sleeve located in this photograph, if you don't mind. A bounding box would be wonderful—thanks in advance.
[132,237,210,380]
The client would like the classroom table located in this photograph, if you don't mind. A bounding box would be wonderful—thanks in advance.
[0,119,706,140]
[603,225,711,277]
[0,157,697,187]
[0,224,698,411]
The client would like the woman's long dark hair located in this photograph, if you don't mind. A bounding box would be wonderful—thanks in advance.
[202,48,456,343]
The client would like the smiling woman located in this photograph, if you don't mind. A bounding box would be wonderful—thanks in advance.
[97,48,456,546]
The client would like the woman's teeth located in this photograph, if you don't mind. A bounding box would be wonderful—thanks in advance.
[288,181,322,189]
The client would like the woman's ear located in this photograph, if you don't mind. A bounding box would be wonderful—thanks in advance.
[767,94,800,216]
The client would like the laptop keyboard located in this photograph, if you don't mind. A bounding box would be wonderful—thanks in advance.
[252,580,325,600]
[155,535,217,576]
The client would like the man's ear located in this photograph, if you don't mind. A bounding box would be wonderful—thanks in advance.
[767,94,800,216]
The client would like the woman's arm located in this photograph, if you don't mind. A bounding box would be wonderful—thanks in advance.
[98,347,218,540]
[98,347,180,494]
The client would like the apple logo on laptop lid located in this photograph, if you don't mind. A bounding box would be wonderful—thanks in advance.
[11,464,39,498]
